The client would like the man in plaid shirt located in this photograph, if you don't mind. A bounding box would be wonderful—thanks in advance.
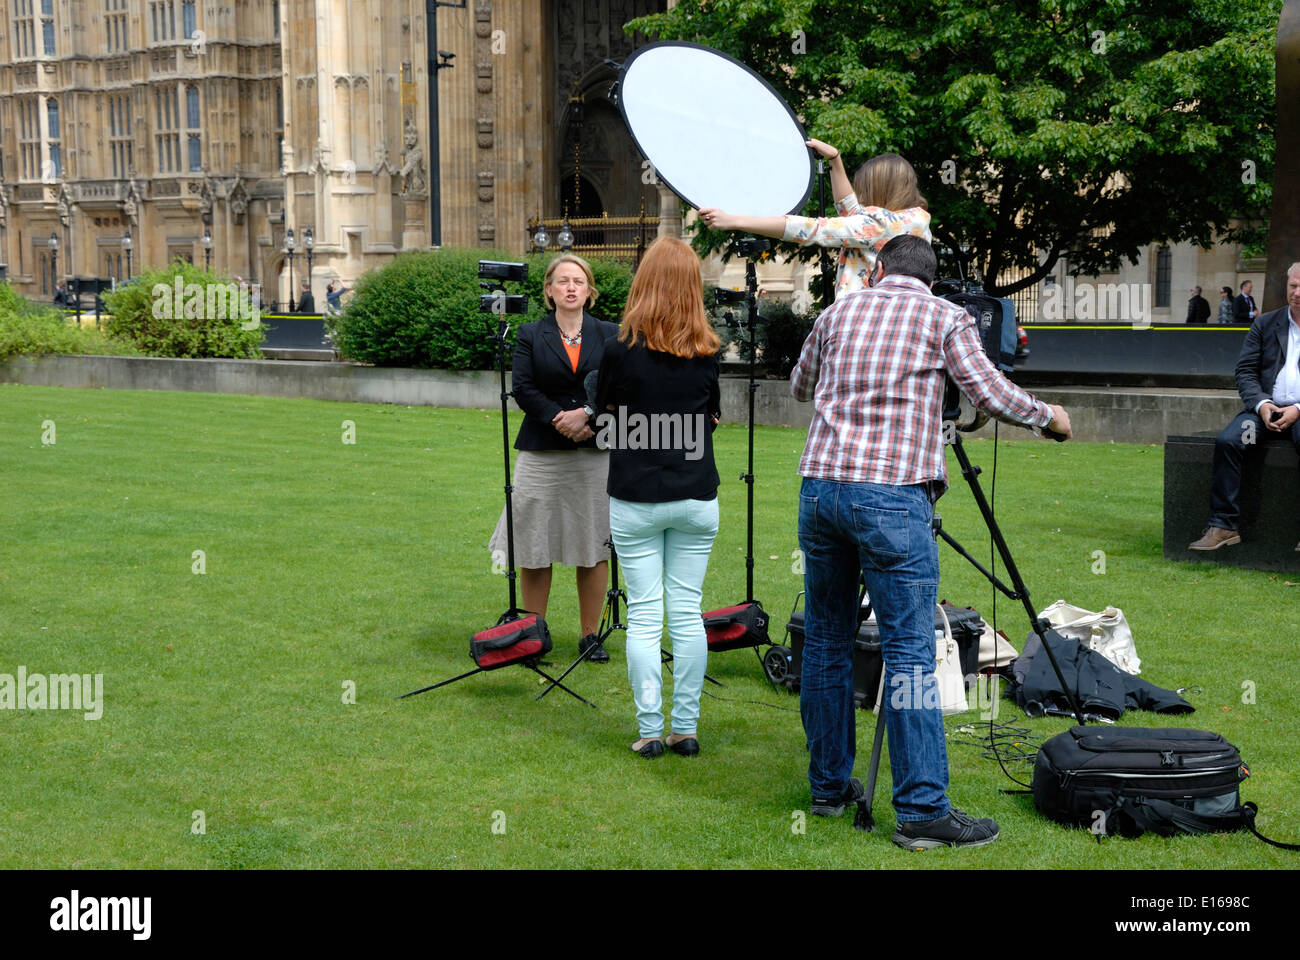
[791,235,1071,849]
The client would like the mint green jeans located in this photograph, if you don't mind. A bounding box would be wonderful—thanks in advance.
[609,496,719,739]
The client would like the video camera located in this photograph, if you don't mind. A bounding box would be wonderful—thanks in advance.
[933,245,1020,426]
[478,260,528,315]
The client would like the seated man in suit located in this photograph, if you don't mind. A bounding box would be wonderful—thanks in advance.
[1190,262,1300,550]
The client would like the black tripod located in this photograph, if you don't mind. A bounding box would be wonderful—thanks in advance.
[399,313,594,708]
[536,538,625,702]
[851,424,1084,832]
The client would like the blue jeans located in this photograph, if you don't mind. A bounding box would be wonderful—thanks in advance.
[797,477,950,822]
[610,497,719,738]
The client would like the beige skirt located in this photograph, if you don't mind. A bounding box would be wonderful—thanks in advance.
[488,449,611,569]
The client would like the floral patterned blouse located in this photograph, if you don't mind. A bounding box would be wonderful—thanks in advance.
[782,194,933,299]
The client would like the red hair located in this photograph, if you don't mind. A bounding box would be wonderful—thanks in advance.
[620,237,721,358]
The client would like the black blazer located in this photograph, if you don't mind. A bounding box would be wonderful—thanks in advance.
[1235,306,1298,412]
[512,311,620,450]
[1233,293,1257,323]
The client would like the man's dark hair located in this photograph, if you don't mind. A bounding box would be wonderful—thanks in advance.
[1240,280,1251,290]
[878,235,937,286]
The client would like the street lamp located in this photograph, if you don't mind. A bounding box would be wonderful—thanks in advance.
[122,230,133,280]
[557,217,574,252]
[533,220,550,252]
[303,226,314,311]
[201,226,213,271]
[48,232,59,303]
[284,227,297,312]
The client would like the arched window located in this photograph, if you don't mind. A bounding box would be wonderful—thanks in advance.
[186,85,200,129]
[1154,245,1172,309]
[46,98,62,178]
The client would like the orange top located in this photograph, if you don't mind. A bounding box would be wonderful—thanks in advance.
[563,340,581,373]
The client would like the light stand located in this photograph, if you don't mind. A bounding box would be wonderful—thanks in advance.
[201,226,213,271]
[303,226,314,310]
[284,228,296,311]
[48,232,59,305]
[122,230,133,280]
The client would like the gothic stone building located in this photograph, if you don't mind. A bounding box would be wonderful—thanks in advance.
[0,0,667,307]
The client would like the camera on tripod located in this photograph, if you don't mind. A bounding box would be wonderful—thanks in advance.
[732,237,770,260]
[932,244,1024,426]
[478,260,529,315]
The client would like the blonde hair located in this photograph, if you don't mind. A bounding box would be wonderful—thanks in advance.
[620,237,721,358]
[542,253,598,310]
[852,153,928,211]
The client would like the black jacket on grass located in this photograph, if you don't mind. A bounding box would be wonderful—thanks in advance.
[1007,630,1193,722]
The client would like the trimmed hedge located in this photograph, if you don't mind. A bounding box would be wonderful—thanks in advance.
[102,261,265,359]
[0,283,138,361]
[331,247,633,370]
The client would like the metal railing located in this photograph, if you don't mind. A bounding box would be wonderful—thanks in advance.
[525,212,659,267]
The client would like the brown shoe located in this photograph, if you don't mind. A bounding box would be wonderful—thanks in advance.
[1188,527,1241,551]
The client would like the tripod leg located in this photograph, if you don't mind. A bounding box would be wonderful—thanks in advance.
[398,667,484,699]
[854,673,889,832]
[948,433,1086,724]
[531,667,598,709]
[538,621,618,697]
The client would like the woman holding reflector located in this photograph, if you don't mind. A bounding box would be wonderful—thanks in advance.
[593,237,722,759]
[699,139,932,299]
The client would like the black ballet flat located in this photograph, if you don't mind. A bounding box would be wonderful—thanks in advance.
[630,738,663,759]
[667,736,699,757]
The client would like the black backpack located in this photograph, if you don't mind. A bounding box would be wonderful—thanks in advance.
[1032,726,1297,848]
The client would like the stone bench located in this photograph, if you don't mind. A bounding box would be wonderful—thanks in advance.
[1164,433,1300,572]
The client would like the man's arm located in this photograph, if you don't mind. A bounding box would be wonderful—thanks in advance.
[943,313,1056,430]
[1235,314,1270,413]
[789,317,824,402]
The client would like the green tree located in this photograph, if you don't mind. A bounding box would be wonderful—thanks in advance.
[629,0,1280,294]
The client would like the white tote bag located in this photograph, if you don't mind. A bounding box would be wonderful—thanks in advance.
[1037,599,1141,675]
[934,604,971,714]
[863,604,970,715]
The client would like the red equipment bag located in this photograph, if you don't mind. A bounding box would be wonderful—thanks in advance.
[470,614,552,670]
[702,602,770,653]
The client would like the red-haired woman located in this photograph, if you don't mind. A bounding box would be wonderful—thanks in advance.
[593,237,722,758]
[699,140,931,299]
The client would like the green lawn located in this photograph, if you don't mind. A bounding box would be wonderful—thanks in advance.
[1,382,1296,869]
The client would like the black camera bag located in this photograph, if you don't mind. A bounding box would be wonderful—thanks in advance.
[1031,726,1300,847]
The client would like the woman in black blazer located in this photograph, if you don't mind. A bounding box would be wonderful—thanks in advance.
[488,254,620,661]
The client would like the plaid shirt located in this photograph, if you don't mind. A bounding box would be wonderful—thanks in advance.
[791,276,1053,489]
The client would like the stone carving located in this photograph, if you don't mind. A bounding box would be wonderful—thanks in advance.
[400,119,428,198]
[56,183,73,226]
[124,180,144,226]
[199,176,215,222]
[0,184,9,228]
[229,178,249,225]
